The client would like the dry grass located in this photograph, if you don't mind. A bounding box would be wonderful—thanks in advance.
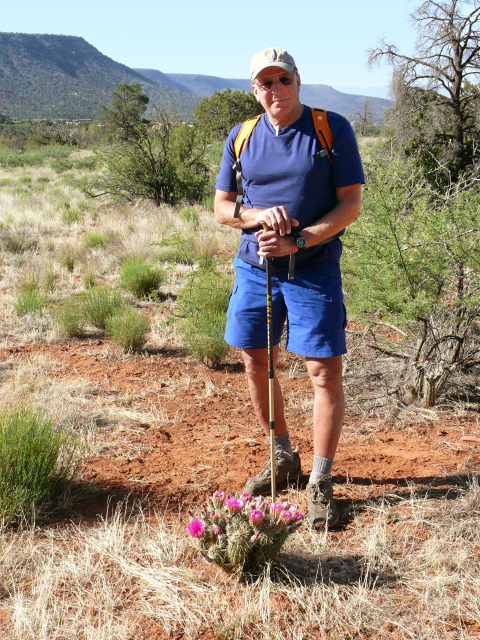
[2,147,480,639]
[0,482,478,639]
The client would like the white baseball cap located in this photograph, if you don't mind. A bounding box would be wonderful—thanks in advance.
[250,47,297,82]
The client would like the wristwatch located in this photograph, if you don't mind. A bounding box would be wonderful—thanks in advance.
[292,233,306,251]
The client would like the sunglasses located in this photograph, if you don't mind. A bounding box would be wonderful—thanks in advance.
[254,71,296,92]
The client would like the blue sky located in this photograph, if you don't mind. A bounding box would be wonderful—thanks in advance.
[2,0,418,90]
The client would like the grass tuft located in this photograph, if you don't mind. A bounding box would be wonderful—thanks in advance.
[13,289,48,317]
[120,258,165,299]
[106,307,151,352]
[81,285,125,330]
[0,405,81,526]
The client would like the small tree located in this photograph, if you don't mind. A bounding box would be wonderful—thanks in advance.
[353,99,374,137]
[343,154,480,405]
[369,0,480,181]
[195,89,264,140]
[90,84,208,206]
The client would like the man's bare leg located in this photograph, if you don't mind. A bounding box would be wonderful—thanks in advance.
[242,346,288,437]
[242,347,302,495]
[305,355,344,459]
[305,355,344,528]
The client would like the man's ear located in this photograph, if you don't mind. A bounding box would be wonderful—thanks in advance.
[252,84,261,103]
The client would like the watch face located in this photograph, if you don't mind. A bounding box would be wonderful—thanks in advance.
[296,235,306,249]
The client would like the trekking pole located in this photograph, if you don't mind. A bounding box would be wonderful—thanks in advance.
[261,223,276,502]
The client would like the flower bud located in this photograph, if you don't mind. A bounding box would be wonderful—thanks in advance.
[250,510,263,526]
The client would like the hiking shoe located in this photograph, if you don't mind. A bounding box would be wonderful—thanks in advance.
[243,449,302,496]
[306,475,339,529]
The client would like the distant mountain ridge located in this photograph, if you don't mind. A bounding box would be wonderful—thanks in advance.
[137,71,391,122]
[0,33,200,120]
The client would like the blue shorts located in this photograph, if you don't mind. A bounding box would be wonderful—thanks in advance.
[225,257,347,358]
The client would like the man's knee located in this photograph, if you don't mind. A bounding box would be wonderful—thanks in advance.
[306,356,343,394]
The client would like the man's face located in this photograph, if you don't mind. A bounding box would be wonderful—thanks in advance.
[252,66,302,124]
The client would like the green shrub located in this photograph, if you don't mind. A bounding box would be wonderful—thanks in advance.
[82,231,112,249]
[0,405,81,526]
[61,208,82,225]
[177,260,231,367]
[81,285,125,330]
[179,311,228,367]
[106,308,151,352]
[120,258,165,299]
[50,158,74,173]
[54,299,85,337]
[180,207,199,229]
[13,289,47,316]
[75,156,99,170]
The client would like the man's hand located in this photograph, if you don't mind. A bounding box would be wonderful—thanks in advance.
[255,228,298,257]
[255,206,299,237]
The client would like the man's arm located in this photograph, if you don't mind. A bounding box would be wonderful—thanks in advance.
[256,183,362,257]
[214,190,298,236]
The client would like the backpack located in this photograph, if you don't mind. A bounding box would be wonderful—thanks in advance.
[231,108,334,279]
[232,108,333,219]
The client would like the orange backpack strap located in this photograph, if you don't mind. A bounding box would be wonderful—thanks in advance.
[234,114,262,159]
[311,108,333,165]
[232,114,262,218]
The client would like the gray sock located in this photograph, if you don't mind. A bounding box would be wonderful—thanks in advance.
[309,456,333,483]
[268,432,294,461]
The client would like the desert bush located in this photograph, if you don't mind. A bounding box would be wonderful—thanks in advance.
[177,258,231,367]
[105,307,151,352]
[59,248,78,272]
[119,258,165,299]
[82,231,112,249]
[0,405,81,526]
[13,289,48,317]
[81,285,125,330]
[54,299,85,337]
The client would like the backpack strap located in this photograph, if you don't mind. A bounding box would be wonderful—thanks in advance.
[311,108,333,164]
[232,115,262,218]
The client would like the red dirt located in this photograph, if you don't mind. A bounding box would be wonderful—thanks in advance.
[3,338,479,522]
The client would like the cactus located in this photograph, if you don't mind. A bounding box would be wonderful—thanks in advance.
[187,492,304,577]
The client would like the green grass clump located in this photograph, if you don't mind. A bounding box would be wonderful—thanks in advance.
[180,207,199,229]
[201,194,215,212]
[177,261,231,367]
[13,289,48,317]
[74,156,99,170]
[179,311,228,367]
[61,208,83,225]
[59,249,78,272]
[82,231,112,249]
[106,308,151,352]
[120,258,165,299]
[0,228,37,253]
[54,299,85,337]
[81,285,125,330]
[0,405,81,526]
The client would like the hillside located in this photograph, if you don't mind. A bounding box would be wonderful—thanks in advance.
[138,71,391,122]
[0,33,201,121]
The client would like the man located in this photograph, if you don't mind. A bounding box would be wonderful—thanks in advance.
[214,47,364,528]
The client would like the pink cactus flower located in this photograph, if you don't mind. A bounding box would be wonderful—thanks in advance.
[211,491,225,508]
[280,510,294,524]
[214,527,221,536]
[187,520,205,538]
[240,493,253,502]
[292,509,304,523]
[269,503,285,519]
[225,498,244,514]
[250,510,263,526]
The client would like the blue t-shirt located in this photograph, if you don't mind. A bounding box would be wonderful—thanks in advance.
[215,105,365,271]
